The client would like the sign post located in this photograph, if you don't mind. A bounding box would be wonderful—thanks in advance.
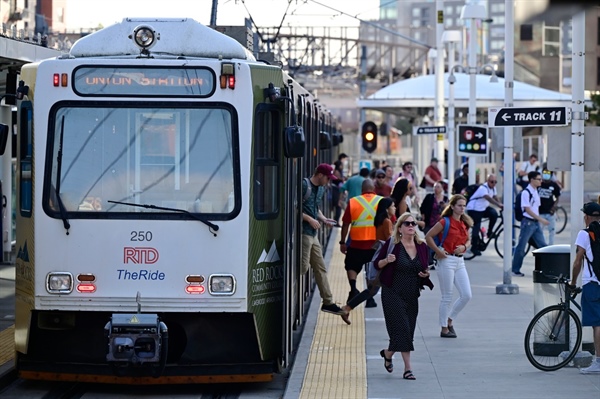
[457,125,488,157]
[358,160,372,171]
[488,106,569,127]
[412,126,447,135]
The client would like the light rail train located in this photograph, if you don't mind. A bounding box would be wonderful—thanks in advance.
[13,17,341,384]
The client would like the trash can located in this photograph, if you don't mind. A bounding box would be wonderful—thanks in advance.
[532,245,571,357]
[532,244,595,357]
[532,244,571,315]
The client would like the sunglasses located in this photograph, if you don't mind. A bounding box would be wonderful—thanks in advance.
[402,221,417,227]
[377,175,385,178]
[489,180,497,183]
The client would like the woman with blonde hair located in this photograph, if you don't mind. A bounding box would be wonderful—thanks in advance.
[425,194,473,338]
[374,212,433,380]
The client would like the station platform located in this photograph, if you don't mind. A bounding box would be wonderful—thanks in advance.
[284,228,600,399]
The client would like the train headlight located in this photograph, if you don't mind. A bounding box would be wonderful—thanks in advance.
[46,272,73,294]
[209,274,235,295]
[131,25,158,50]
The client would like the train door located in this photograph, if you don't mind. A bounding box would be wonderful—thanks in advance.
[282,156,301,370]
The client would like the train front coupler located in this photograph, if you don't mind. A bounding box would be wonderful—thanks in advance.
[104,313,168,375]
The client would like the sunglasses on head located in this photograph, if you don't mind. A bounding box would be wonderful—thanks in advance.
[402,221,417,227]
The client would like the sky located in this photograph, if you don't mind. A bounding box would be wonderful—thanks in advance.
[65,0,380,31]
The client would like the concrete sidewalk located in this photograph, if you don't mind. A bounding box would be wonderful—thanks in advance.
[286,227,600,399]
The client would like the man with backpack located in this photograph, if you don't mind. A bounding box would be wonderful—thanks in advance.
[511,171,549,277]
[465,174,503,257]
[302,164,346,316]
[570,201,600,374]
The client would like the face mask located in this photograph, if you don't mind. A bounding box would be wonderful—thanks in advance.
[542,173,551,180]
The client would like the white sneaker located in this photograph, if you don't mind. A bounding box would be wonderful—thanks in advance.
[580,361,600,374]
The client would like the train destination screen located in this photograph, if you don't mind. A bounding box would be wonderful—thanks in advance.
[73,67,215,97]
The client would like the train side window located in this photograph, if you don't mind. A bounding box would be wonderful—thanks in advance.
[253,104,280,220]
[18,101,33,217]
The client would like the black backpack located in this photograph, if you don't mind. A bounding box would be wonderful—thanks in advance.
[514,188,534,222]
[461,184,480,203]
[584,221,600,279]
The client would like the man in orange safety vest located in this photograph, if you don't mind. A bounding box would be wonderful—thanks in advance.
[339,178,382,308]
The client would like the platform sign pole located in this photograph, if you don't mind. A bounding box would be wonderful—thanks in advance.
[497,0,518,295]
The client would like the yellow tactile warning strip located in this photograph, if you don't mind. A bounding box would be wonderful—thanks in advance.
[299,230,367,399]
[0,325,15,365]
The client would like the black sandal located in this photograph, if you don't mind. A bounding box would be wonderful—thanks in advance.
[403,370,416,380]
[380,349,393,373]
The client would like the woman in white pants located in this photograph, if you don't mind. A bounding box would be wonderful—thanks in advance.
[425,194,473,338]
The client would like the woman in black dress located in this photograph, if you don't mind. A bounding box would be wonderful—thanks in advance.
[374,212,432,380]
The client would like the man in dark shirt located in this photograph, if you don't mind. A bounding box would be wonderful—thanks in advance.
[538,168,561,245]
[302,163,345,316]
[452,164,469,195]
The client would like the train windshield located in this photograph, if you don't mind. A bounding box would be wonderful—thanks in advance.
[44,102,238,219]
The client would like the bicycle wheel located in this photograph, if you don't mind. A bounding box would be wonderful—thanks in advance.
[495,225,531,258]
[524,305,582,371]
[555,206,568,234]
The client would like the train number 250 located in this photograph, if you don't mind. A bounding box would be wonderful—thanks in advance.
[130,231,153,241]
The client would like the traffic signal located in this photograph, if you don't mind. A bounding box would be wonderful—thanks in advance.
[361,121,378,153]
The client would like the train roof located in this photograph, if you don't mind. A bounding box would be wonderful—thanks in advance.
[69,18,254,60]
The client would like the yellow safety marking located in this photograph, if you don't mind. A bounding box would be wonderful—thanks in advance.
[0,325,15,365]
[130,315,139,323]
[299,230,367,399]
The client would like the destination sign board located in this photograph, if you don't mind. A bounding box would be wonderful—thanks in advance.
[73,67,215,97]
[457,125,488,157]
[488,107,568,127]
[412,126,447,135]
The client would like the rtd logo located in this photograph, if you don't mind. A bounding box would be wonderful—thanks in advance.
[124,247,159,264]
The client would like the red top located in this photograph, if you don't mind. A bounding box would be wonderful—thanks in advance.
[424,165,442,187]
[376,218,393,241]
[438,217,469,254]
[374,183,392,197]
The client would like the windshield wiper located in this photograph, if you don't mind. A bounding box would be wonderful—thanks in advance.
[55,115,70,235]
[107,200,219,237]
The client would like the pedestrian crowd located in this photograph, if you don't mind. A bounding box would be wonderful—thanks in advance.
[301,153,599,379]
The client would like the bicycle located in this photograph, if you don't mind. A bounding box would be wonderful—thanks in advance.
[524,273,583,371]
[554,205,568,234]
[464,210,531,260]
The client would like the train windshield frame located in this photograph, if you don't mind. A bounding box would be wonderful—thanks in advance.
[42,101,240,220]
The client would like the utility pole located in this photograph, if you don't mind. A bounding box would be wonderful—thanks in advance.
[210,0,218,26]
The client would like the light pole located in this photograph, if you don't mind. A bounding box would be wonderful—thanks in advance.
[460,3,486,185]
[497,0,518,295]
[435,0,445,178]
[443,30,462,190]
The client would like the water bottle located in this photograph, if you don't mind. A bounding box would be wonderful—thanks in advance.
[481,226,487,239]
